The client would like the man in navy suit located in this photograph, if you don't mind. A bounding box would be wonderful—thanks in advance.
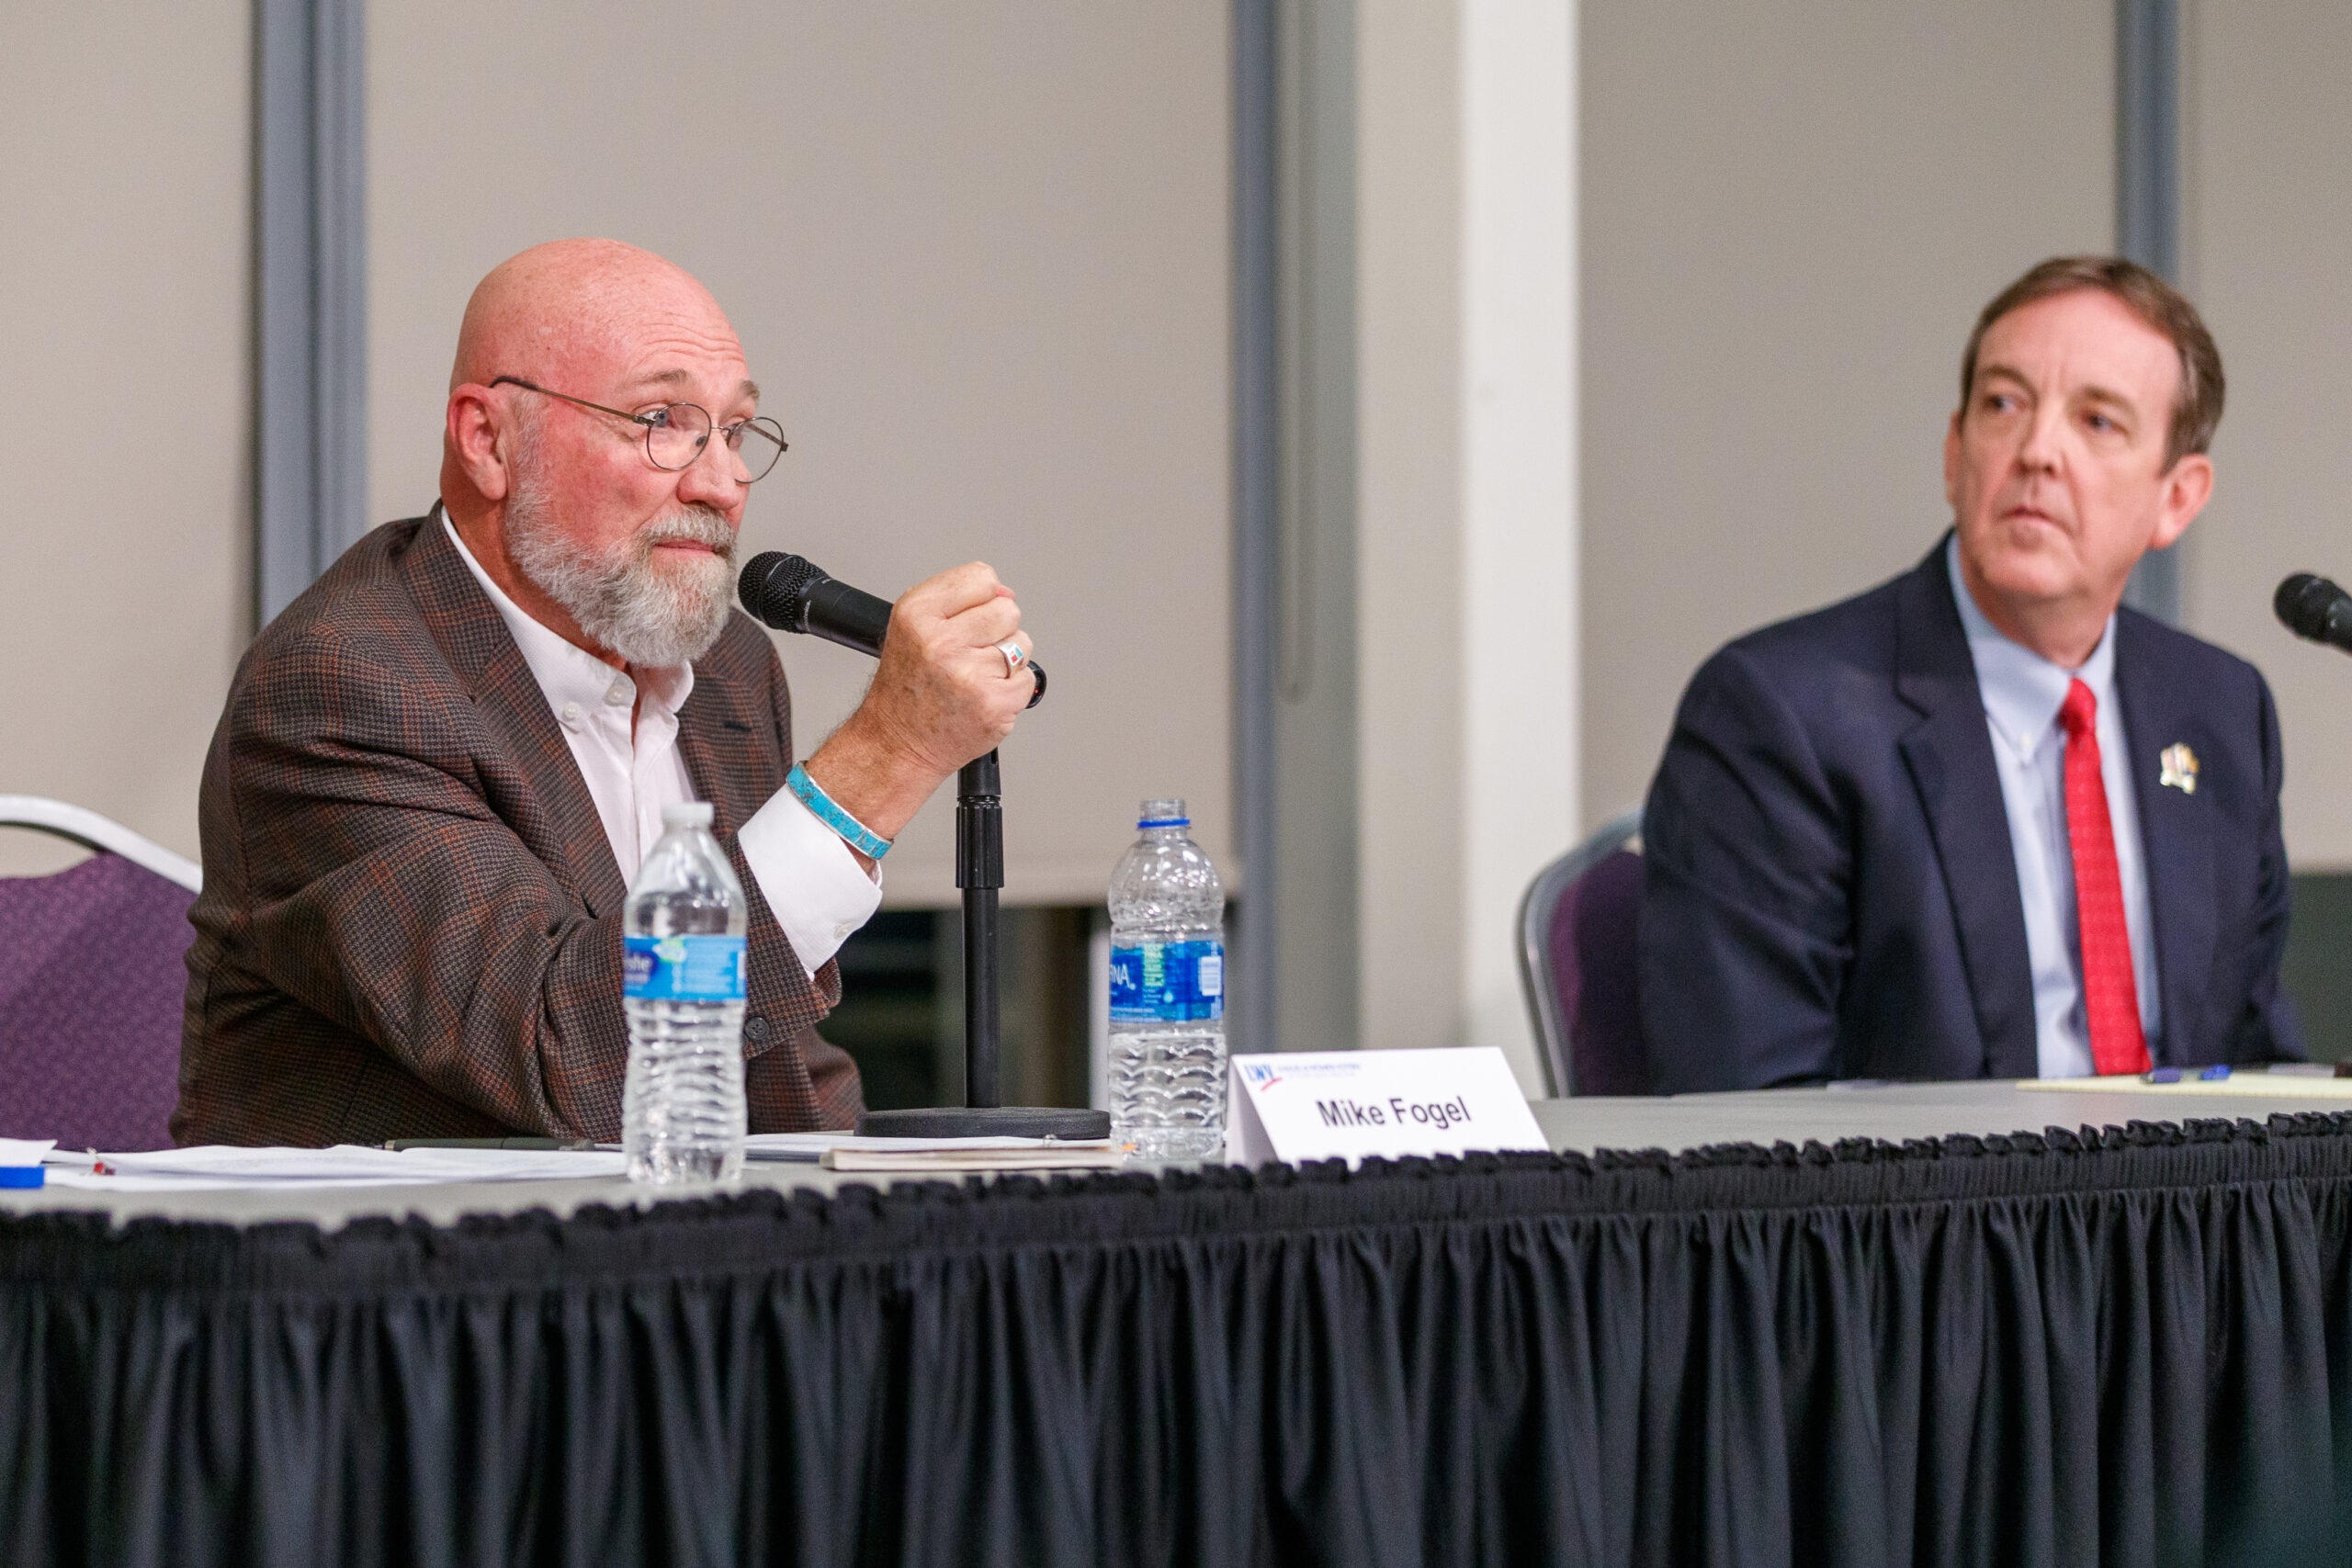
[1640,256,2302,1090]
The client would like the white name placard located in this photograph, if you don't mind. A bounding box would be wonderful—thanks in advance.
[1227,1047,1549,1166]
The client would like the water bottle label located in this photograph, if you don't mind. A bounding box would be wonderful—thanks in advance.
[624,935,748,1000]
[1109,939,1225,1023]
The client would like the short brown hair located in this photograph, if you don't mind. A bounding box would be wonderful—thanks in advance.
[1958,255,2224,469]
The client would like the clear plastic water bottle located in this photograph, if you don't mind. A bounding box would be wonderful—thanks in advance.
[1107,798,1227,1160]
[621,801,748,1184]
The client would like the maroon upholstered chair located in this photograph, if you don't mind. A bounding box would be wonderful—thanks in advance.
[1516,809,1647,1098]
[0,798,200,1152]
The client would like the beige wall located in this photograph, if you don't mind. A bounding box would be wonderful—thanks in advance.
[2182,0,2352,867]
[0,2,251,875]
[1355,0,1465,1055]
[1578,0,2114,823]
[368,1,1231,907]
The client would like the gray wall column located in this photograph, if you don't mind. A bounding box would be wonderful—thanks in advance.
[2118,0,2181,622]
[1233,0,1360,1055]
[1269,0,1359,1055]
[256,0,368,627]
[1232,0,1279,1052]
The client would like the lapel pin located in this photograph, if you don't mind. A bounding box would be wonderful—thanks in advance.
[2159,743,2199,795]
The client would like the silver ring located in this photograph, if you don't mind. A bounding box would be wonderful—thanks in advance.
[998,640,1027,678]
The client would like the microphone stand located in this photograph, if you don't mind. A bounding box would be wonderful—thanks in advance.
[854,746,1110,1142]
[736,552,1102,1136]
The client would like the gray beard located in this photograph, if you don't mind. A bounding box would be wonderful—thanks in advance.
[503,439,737,669]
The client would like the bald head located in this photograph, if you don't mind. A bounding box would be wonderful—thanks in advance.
[449,238,738,393]
[439,235,761,522]
[438,240,763,668]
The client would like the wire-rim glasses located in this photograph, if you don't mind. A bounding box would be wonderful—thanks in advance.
[490,376,788,482]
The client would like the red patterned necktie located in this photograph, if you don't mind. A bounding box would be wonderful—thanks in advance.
[2059,679,2150,1075]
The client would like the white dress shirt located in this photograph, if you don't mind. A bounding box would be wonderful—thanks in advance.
[1946,537,2160,1077]
[442,511,882,976]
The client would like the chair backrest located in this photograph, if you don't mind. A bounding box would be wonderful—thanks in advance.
[1516,808,1646,1098]
[0,804,200,1151]
[0,795,200,891]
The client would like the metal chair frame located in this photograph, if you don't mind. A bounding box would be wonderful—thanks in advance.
[0,795,201,892]
[1515,807,1643,1097]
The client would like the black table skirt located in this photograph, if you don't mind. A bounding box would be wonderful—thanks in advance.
[6,1117,2352,1567]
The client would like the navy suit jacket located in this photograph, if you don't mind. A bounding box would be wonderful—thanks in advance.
[1639,538,2301,1089]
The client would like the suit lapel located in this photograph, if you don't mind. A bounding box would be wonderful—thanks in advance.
[2112,613,2215,1066]
[402,506,629,918]
[675,665,764,838]
[1894,543,2041,1077]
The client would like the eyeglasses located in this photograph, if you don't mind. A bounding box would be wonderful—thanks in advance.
[490,376,789,482]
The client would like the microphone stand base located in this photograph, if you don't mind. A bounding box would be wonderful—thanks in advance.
[854,1106,1113,1142]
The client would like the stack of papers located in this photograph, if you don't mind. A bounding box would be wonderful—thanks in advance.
[745,1133,1126,1172]
[4,1137,1130,1195]
[40,1144,626,1191]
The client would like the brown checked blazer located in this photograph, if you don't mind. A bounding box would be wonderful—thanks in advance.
[175,511,864,1146]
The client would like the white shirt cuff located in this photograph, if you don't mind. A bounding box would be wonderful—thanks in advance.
[738,785,885,978]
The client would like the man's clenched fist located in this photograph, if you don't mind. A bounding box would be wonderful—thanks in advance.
[797,562,1035,858]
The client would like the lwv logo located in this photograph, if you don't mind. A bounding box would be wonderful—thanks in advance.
[1243,1063,1283,1089]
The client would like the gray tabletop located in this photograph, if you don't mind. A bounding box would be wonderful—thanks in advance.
[1529,1077,2320,1155]
[2,1079,2333,1233]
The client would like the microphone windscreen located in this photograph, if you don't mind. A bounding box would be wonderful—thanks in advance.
[739,551,826,631]
[2275,572,2346,641]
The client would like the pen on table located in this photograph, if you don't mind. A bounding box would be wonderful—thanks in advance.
[2139,1066,2231,1084]
[383,1137,601,1151]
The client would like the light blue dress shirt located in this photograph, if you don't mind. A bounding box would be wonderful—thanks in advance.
[1946,537,2161,1077]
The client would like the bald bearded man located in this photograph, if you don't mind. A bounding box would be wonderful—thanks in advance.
[175,240,1035,1145]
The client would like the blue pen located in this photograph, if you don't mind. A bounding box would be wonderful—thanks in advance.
[2140,1065,2230,1085]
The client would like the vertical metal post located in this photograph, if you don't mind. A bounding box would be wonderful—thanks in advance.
[2118,0,2181,623]
[957,750,1004,1108]
[1233,0,1281,1053]
[860,742,1105,1138]
[256,0,368,629]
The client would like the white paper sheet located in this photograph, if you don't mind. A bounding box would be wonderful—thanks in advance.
[51,1145,627,1189]
[42,1170,437,1192]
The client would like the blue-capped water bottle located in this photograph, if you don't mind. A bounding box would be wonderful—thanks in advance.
[621,801,748,1183]
[1107,798,1226,1159]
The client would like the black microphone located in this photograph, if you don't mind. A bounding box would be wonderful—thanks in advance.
[739,550,893,656]
[738,550,1046,705]
[2275,572,2352,653]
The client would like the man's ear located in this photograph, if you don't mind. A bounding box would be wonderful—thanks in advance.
[2150,451,2213,552]
[1941,410,1963,507]
[446,387,514,502]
